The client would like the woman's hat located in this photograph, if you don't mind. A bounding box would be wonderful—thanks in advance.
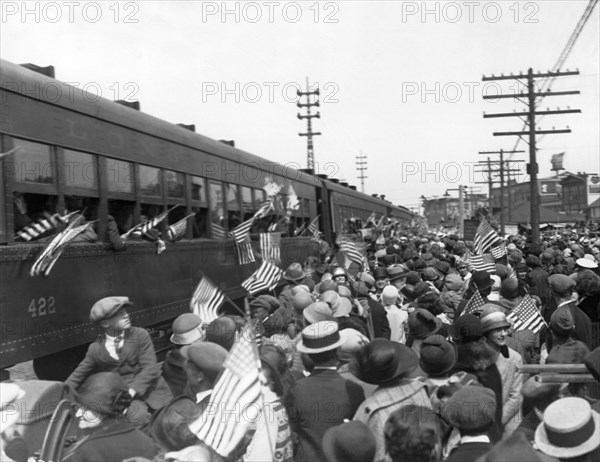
[354,338,418,385]
[419,334,457,377]
[535,397,600,459]
[296,321,344,354]
[283,262,307,281]
[0,383,26,432]
[471,271,493,291]
[303,302,335,324]
[322,421,376,462]
[480,305,511,333]
[74,372,132,416]
[442,386,496,433]
[408,308,442,340]
[500,278,520,300]
[292,290,314,314]
[170,313,203,345]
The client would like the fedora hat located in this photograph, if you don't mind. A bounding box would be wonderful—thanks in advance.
[170,313,203,345]
[535,397,600,459]
[354,338,418,386]
[303,302,335,324]
[283,262,307,281]
[296,321,344,354]
[471,271,493,291]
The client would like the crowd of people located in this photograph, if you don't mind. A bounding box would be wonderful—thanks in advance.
[2,227,600,462]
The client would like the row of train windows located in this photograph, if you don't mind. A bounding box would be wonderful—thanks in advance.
[6,138,312,240]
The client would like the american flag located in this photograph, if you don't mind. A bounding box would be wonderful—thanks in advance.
[339,241,366,267]
[365,212,376,227]
[260,232,281,264]
[242,260,283,294]
[474,219,501,254]
[307,216,320,241]
[190,277,225,323]
[211,222,227,240]
[253,200,273,220]
[229,218,254,244]
[167,214,194,241]
[491,242,507,260]
[189,324,263,458]
[469,253,496,273]
[16,210,76,241]
[30,216,95,277]
[268,222,278,232]
[462,290,485,316]
[506,295,546,334]
[122,206,176,240]
[235,241,256,265]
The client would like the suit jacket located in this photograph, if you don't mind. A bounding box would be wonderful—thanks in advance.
[444,441,491,462]
[284,368,365,462]
[64,421,157,462]
[65,327,173,409]
[496,347,523,436]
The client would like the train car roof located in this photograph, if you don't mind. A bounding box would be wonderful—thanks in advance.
[1,59,407,212]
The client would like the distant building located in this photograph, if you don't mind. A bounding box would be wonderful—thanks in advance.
[561,172,600,219]
[422,194,487,228]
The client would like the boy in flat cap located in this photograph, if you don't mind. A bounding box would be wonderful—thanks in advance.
[65,296,173,427]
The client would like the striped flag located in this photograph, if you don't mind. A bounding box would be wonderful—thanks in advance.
[30,216,95,277]
[307,216,320,241]
[293,221,307,237]
[211,222,227,240]
[469,253,496,273]
[474,219,501,254]
[235,242,256,265]
[506,295,546,334]
[190,277,225,324]
[268,222,278,232]
[365,212,376,227]
[253,200,273,220]
[167,214,194,241]
[189,324,263,457]
[462,290,485,316]
[260,233,281,264]
[339,241,365,267]
[229,218,254,244]
[242,260,283,294]
[15,210,77,241]
[122,206,177,240]
[491,242,507,260]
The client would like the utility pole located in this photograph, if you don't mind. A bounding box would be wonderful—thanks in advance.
[477,150,525,236]
[356,151,367,193]
[297,78,321,170]
[482,69,581,245]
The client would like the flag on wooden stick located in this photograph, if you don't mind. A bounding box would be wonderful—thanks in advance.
[15,210,78,242]
[338,240,365,267]
[122,205,178,240]
[191,277,225,324]
[307,216,320,241]
[189,324,263,458]
[167,214,194,242]
[474,219,501,254]
[462,290,485,316]
[260,232,281,264]
[210,222,227,240]
[469,253,496,273]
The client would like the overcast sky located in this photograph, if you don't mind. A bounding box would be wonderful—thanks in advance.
[2,1,598,212]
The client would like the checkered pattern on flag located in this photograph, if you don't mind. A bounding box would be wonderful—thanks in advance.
[339,241,365,267]
[189,324,263,457]
[506,295,546,334]
[210,222,227,240]
[190,277,224,323]
[167,214,193,241]
[474,219,501,254]
[469,253,496,273]
[462,290,485,316]
[491,242,507,260]
[260,233,281,264]
[307,216,320,241]
[242,260,283,294]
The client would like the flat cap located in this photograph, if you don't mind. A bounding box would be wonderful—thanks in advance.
[182,342,228,382]
[89,296,132,323]
[548,274,576,294]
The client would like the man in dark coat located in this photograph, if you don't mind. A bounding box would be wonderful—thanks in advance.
[284,321,365,462]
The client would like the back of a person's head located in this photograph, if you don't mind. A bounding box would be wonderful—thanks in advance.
[205,316,238,351]
[384,404,442,462]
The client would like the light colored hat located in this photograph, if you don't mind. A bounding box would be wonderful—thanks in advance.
[296,321,344,354]
[535,397,600,459]
[0,383,26,432]
[170,313,203,345]
[577,256,598,269]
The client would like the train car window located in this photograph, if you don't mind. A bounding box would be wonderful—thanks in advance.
[63,150,98,190]
[165,170,184,199]
[241,186,253,212]
[253,188,266,208]
[168,205,187,227]
[13,192,59,240]
[108,199,135,234]
[192,206,208,238]
[208,180,225,230]
[106,159,134,194]
[226,183,241,229]
[12,139,54,184]
[140,165,162,197]
[191,176,207,202]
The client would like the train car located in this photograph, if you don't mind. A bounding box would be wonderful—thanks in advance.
[0,60,411,379]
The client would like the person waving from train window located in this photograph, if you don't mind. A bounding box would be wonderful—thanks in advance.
[65,297,173,428]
